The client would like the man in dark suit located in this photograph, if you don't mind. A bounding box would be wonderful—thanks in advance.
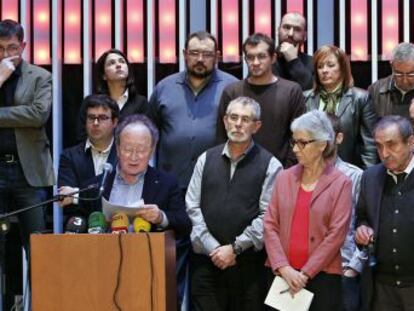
[0,20,54,257]
[102,114,191,235]
[356,115,414,311]
[102,114,191,308]
[58,94,119,220]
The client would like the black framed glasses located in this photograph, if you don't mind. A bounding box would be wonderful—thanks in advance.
[86,114,111,123]
[290,138,317,150]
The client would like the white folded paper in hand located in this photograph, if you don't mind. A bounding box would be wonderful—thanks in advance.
[264,276,314,311]
[102,196,145,221]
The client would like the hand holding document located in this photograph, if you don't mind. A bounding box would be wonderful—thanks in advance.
[265,276,314,311]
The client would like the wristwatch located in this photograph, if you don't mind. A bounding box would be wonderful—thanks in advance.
[232,242,243,255]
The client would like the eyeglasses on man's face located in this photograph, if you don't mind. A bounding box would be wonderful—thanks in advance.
[244,53,270,63]
[86,114,112,123]
[186,50,216,59]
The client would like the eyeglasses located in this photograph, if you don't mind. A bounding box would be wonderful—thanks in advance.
[119,145,152,157]
[290,138,317,150]
[226,113,256,124]
[186,50,216,59]
[0,44,20,55]
[244,53,269,63]
[86,114,111,123]
[393,71,414,79]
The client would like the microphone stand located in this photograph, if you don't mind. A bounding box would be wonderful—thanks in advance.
[0,182,100,311]
[0,183,100,222]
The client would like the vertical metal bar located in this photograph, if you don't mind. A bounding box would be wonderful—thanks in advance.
[179,0,186,71]
[210,0,217,37]
[114,0,122,49]
[275,0,281,46]
[371,0,378,83]
[52,0,63,235]
[83,0,92,96]
[147,0,155,96]
[404,0,409,42]
[307,0,313,54]
[21,0,30,61]
[339,0,346,50]
[242,0,248,78]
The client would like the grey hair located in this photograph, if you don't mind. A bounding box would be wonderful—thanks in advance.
[115,114,159,148]
[291,110,335,158]
[391,42,414,63]
[373,115,413,142]
[226,96,261,120]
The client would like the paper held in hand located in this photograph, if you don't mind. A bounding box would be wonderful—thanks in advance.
[102,197,145,221]
[264,276,314,311]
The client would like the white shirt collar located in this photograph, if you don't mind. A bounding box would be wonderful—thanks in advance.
[85,138,114,154]
[117,89,129,111]
[386,153,414,183]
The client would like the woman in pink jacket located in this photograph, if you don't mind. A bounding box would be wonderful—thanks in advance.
[264,110,352,311]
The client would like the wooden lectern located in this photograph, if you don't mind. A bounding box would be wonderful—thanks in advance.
[31,232,176,311]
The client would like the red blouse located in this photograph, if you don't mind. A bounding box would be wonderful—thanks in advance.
[288,187,312,270]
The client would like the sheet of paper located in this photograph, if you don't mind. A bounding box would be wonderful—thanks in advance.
[264,276,314,311]
[102,197,145,221]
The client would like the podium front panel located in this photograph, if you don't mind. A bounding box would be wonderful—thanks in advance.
[31,232,176,311]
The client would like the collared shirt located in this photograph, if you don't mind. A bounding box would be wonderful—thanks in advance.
[222,141,254,178]
[335,157,367,273]
[85,138,114,175]
[117,89,129,111]
[109,167,168,228]
[386,154,414,184]
[187,74,211,96]
[148,69,238,189]
[186,141,282,255]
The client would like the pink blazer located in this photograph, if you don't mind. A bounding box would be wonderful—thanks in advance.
[264,163,352,278]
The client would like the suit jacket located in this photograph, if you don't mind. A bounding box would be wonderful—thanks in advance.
[264,164,352,278]
[58,141,117,218]
[0,60,54,186]
[77,92,148,142]
[102,166,192,238]
[304,87,378,169]
[355,163,391,311]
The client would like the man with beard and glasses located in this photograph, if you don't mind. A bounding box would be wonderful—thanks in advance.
[186,97,281,311]
[147,31,237,310]
[148,31,237,191]
[217,33,305,168]
[273,12,313,90]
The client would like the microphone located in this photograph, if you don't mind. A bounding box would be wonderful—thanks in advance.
[133,217,151,233]
[88,211,107,234]
[65,216,87,233]
[365,241,377,267]
[99,163,113,194]
[111,212,129,234]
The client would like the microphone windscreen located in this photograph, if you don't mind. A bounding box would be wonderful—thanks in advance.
[65,216,87,233]
[133,217,151,233]
[111,212,129,234]
[88,211,107,234]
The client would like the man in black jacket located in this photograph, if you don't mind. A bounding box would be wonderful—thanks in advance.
[273,12,313,90]
[58,94,119,219]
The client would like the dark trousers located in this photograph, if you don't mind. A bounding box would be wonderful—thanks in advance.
[342,275,361,311]
[191,251,267,311]
[0,162,46,256]
[307,272,342,311]
[176,237,190,310]
[372,281,414,311]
